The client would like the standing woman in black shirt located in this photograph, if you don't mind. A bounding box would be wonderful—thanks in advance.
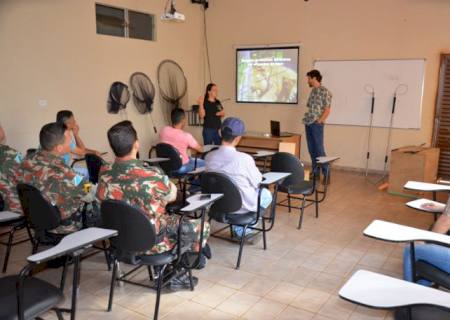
[198,83,225,145]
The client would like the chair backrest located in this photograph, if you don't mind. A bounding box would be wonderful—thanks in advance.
[270,152,305,187]
[101,200,157,254]
[155,143,183,174]
[85,153,104,184]
[16,183,61,232]
[201,172,242,215]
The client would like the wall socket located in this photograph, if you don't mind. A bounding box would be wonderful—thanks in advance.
[38,99,48,107]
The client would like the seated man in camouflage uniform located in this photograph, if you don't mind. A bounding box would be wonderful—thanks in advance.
[97,121,210,287]
[0,125,23,213]
[21,122,87,233]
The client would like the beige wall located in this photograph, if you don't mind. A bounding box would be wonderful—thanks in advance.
[2,0,450,171]
[205,0,450,171]
[0,0,207,158]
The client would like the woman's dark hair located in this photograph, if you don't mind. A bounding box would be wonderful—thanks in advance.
[203,83,217,103]
[107,121,138,157]
[40,122,66,151]
[56,110,74,125]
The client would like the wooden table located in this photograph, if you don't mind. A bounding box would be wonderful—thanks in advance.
[238,132,301,169]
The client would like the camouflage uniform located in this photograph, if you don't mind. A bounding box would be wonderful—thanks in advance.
[0,145,23,213]
[21,149,86,233]
[97,159,209,254]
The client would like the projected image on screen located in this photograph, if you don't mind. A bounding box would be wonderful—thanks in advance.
[236,47,299,104]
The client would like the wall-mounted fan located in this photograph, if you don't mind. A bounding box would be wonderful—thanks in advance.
[129,72,157,133]
[157,59,188,123]
[107,81,130,119]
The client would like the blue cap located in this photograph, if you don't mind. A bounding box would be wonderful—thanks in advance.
[221,117,245,136]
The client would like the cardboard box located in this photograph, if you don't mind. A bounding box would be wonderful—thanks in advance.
[388,146,440,198]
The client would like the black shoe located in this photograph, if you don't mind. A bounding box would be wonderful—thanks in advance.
[196,254,207,269]
[170,273,198,290]
[202,243,212,259]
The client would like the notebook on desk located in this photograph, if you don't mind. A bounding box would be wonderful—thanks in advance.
[270,121,292,137]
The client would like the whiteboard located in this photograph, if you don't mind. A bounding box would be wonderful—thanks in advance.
[313,59,425,129]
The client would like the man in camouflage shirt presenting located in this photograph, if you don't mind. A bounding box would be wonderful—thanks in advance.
[97,121,210,263]
[0,125,23,213]
[303,69,332,181]
[21,122,86,232]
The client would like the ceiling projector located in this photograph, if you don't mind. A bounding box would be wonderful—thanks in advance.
[161,11,185,22]
[161,0,185,22]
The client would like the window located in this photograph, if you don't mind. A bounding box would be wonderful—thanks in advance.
[95,4,155,41]
[96,4,125,37]
[128,10,155,41]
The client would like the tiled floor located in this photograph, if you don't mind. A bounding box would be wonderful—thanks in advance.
[1,170,435,319]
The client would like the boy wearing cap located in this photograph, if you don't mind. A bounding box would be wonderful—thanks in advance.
[205,117,272,237]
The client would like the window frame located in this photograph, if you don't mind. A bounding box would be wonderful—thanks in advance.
[95,3,156,42]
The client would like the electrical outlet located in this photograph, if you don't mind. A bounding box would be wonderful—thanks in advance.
[38,99,48,108]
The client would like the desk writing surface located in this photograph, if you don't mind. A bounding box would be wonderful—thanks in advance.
[406,198,445,213]
[182,193,223,212]
[363,220,450,245]
[188,167,205,175]
[0,211,21,223]
[202,145,218,153]
[404,181,450,192]
[253,150,276,158]
[261,172,291,185]
[142,157,170,164]
[316,156,340,164]
[28,227,118,264]
[339,270,450,309]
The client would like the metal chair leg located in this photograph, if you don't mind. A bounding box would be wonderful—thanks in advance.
[315,190,319,218]
[287,194,291,212]
[235,226,247,269]
[54,309,64,320]
[25,224,34,247]
[188,269,194,291]
[70,255,81,320]
[298,197,306,229]
[60,256,69,291]
[32,241,39,254]
[102,240,111,271]
[262,218,267,250]
[147,266,154,281]
[107,259,118,312]
[2,227,15,273]
[154,265,166,320]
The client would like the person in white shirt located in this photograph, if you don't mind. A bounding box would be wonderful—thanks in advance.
[205,117,272,237]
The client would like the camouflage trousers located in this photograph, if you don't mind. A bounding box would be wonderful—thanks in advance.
[148,215,210,255]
